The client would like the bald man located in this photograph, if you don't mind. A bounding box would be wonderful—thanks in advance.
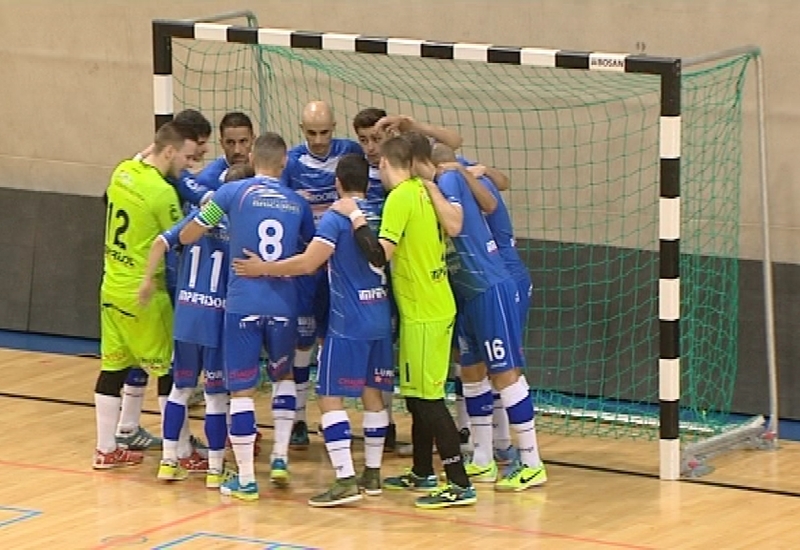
[280,101,364,450]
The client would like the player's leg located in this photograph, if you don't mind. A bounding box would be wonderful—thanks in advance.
[484,279,546,492]
[383,298,400,452]
[202,346,229,488]
[94,303,143,469]
[291,292,316,450]
[358,337,394,495]
[157,341,199,481]
[115,368,162,451]
[456,306,498,483]
[307,337,365,507]
[220,313,263,501]
[265,315,298,487]
[411,319,477,509]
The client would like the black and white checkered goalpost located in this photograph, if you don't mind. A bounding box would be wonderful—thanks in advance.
[151,19,683,480]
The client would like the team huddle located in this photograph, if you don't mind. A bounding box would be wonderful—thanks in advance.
[96,101,546,510]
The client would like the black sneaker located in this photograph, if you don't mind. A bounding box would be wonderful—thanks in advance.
[290,420,310,450]
[308,476,363,508]
[359,467,382,496]
[384,423,397,453]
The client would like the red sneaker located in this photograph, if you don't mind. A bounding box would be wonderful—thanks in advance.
[178,450,209,473]
[93,448,144,470]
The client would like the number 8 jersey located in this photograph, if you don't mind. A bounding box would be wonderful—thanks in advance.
[197,175,316,318]
[160,210,229,348]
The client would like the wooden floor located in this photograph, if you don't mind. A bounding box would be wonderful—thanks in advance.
[1,348,799,549]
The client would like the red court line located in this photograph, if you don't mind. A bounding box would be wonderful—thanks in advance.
[0,458,655,550]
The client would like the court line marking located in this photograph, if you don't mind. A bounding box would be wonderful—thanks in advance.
[0,505,41,529]
[0,457,651,550]
[153,531,318,549]
[2,392,799,500]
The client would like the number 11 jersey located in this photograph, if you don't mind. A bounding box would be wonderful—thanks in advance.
[197,175,315,318]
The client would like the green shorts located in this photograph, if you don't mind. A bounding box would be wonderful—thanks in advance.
[100,290,173,376]
[397,317,455,400]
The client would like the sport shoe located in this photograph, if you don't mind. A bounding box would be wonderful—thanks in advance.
[290,421,310,450]
[116,426,162,451]
[308,476,363,508]
[465,460,498,483]
[270,458,290,487]
[493,445,518,465]
[358,467,382,496]
[92,448,144,470]
[384,423,397,453]
[190,435,209,459]
[206,468,223,489]
[220,474,259,501]
[157,460,188,481]
[383,469,438,492]
[415,483,477,509]
[178,450,209,473]
[495,462,547,492]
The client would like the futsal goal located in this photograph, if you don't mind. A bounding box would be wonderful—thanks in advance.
[152,11,778,480]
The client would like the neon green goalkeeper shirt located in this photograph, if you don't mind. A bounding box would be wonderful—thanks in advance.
[102,159,182,298]
[379,176,455,322]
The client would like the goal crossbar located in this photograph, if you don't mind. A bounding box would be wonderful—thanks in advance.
[151,18,775,481]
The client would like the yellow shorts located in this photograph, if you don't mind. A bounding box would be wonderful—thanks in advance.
[100,290,173,376]
[397,317,454,400]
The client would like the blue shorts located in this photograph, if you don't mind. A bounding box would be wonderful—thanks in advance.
[456,279,524,373]
[172,340,226,394]
[316,335,395,398]
[295,270,329,345]
[515,272,533,331]
[223,313,297,392]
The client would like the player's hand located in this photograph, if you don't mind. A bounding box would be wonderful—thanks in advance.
[376,115,415,136]
[232,249,269,277]
[138,278,155,306]
[465,164,486,178]
[436,161,462,176]
[297,189,312,201]
[331,197,358,217]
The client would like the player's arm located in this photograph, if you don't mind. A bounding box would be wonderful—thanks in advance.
[331,199,394,266]
[139,213,196,305]
[424,178,463,237]
[378,115,463,150]
[482,165,510,191]
[179,189,229,244]
[233,240,333,278]
[174,172,214,206]
[441,162,497,214]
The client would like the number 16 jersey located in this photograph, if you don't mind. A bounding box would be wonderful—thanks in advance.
[197,175,316,318]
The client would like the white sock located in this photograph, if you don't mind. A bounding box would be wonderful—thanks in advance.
[363,409,389,469]
[116,384,145,434]
[462,378,494,467]
[177,409,193,459]
[96,394,121,453]
[382,391,394,425]
[321,410,355,479]
[271,380,296,462]
[229,397,256,485]
[500,378,541,467]
[455,395,470,433]
[492,392,512,451]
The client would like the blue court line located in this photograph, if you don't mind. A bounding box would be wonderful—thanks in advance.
[152,531,318,549]
[0,506,42,529]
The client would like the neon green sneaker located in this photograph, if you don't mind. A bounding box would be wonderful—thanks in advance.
[415,483,477,509]
[270,458,290,487]
[157,460,188,481]
[383,469,438,492]
[465,460,498,483]
[494,462,547,492]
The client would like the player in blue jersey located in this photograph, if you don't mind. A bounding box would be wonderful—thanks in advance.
[407,134,546,492]
[351,107,467,453]
[180,132,315,501]
[195,111,255,189]
[233,153,393,507]
[280,101,364,450]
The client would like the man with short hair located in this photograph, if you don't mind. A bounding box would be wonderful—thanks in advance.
[196,111,255,188]
[333,135,476,509]
[180,132,315,501]
[94,122,197,469]
[234,153,392,507]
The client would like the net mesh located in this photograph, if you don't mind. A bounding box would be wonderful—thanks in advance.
[171,35,752,443]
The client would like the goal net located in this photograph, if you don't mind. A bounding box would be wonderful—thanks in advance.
[160,16,771,476]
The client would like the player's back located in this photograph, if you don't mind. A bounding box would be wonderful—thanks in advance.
[283,138,363,222]
[437,170,510,302]
[103,159,180,298]
[318,198,391,340]
[478,175,529,282]
[380,177,454,322]
[163,210,230,348]
[219,176,314,317]
[365,164,386,217]
[196,156,229,189]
